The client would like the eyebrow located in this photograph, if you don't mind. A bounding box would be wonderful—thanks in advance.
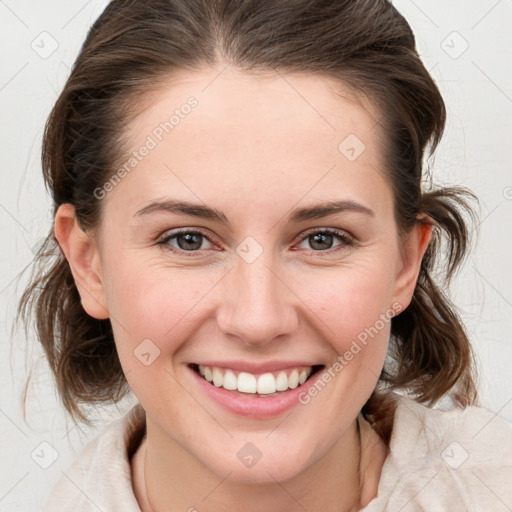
[134,198,375,224]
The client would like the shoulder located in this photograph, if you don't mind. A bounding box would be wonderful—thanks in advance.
[362,394,512,512]
[42,403,146,512]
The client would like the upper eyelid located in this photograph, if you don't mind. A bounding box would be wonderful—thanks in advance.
[298,226,352,239]
[158,227,215,245]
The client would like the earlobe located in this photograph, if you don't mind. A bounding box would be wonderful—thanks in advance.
[391,215,433,312]
[53,203,109,320]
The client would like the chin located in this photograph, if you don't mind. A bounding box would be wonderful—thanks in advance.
[202,445,311,485]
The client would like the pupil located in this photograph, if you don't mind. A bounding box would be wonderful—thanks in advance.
[178,233,202,250]
[310,233,332,250]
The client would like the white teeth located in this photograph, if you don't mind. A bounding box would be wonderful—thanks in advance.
[276,371,288,391]
[222,369,238,390]
[289,369,299,389]
[257,373,276,394]
[212,367,223,387]
[196,365,314,395]
[238,372,257,393]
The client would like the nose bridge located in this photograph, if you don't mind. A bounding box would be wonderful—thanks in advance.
[216,248,298,346]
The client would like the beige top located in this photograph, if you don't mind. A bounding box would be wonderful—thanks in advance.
[42,395,512,512]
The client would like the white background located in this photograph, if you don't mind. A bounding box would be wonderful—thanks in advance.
[1,0,511,509]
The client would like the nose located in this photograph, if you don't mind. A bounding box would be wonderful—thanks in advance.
[216,254,299,347]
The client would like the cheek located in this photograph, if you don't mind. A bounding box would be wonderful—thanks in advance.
[291,263,394,439]
[297,261,395,339]
[102,262,222,411]
[102,258,216,366]
[292,259,396,389]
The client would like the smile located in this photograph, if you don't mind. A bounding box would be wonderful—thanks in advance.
[189,363,324,397]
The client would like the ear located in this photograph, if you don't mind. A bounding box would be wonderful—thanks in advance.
[53,203,109,320]
[391,214,433,313]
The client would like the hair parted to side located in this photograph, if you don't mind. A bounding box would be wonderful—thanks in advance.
[17,0,478,437]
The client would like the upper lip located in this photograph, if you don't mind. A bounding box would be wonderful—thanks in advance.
[190,360,324,374]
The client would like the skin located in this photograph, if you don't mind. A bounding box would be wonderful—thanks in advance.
[54,66,432,512]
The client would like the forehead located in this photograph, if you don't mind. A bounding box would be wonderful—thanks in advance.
[126,66,382,153]
[107,67,389,216]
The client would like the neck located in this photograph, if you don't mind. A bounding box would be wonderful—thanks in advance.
[132,414,388,512]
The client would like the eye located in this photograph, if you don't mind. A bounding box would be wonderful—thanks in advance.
[156,227,354,257]
[294,228,354,254]
[156,228,216,255]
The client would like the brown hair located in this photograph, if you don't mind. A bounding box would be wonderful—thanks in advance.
[16,0,478,437]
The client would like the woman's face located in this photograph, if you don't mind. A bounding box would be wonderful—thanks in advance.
[63,67,430,483]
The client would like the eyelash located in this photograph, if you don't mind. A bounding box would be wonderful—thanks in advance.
[156,227,354,257]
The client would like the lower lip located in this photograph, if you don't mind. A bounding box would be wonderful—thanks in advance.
[188,365,324,419]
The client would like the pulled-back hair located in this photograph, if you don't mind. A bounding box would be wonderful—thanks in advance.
[17,0,478,438]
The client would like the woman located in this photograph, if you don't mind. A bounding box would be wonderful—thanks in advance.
[18,0,512,511]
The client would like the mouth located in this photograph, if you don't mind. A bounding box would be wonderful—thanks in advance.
[188,363,325,398]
